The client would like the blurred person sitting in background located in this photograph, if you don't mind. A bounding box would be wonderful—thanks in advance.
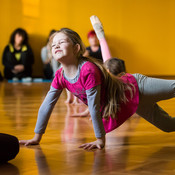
[2,28,34,81]
[84,30,103,62]
[41,30,60,79]
[0,71,3,81]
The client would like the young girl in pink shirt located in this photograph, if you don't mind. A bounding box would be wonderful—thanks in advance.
[20,25,175,150]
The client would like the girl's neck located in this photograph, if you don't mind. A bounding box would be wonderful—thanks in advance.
[14,43,22,50]
[61,58,80,79]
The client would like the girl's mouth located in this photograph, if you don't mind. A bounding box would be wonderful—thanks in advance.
[55,50,62,54]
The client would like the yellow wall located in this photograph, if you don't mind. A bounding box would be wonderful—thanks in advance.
[0,0,175,77]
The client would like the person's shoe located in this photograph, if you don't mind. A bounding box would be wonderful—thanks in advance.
[90,15,105,39]
[21,77,32,83]
[12,77,19,82]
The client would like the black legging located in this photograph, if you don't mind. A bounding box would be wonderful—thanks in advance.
[0,133,19,163]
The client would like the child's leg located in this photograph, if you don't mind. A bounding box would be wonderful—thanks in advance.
[99,38,112,62]
[133,73,175,132]
[90,15,112,62]
[133,73,175,102]
[72,96,82,105]
[70,107,90,118]
[65,90,81,104]
[136,103,175,132]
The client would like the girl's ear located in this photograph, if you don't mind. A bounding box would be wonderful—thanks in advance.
[73,44,80,55]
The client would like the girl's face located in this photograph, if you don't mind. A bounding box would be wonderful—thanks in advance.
[14,33,24,45]
[51,32,75,62]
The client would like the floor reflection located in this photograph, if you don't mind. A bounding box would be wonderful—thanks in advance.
[0,162,20,175]
[61,103,137,175]
[34,146,51,175]
[126,146,175,174]
[1,82,175,174]
[61,103,90,143]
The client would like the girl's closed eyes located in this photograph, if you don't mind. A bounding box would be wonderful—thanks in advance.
[52,39,69,47]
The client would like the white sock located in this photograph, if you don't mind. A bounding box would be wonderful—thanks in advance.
[90,15,105,40]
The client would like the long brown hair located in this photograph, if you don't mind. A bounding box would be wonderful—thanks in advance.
[85,57,134,120]
[49,28,134,119]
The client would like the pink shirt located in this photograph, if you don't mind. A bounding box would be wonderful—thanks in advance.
[102,74,139,132]
[52,61,139,133]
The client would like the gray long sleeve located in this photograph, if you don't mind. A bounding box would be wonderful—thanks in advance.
[86,85,106,138]
[34,86,62,134]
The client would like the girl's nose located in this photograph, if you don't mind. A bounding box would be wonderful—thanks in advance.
[55,43,60,48]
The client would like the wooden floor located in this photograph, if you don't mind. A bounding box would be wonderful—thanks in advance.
[1,82,175,175]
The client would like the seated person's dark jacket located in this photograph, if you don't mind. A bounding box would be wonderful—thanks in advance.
[2,44,34,79]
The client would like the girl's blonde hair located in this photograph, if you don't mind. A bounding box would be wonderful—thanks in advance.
[49,28,134,120]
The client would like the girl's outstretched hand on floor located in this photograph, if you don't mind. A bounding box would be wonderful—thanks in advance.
[79,137,105,150]
[19,139,40,146]
[19,133,42,146]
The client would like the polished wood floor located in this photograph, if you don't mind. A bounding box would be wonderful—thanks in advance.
[1,81,175,175]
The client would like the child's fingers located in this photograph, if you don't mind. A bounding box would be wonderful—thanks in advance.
[79,143,87,148]
[25,141,31,146]
[87,144,97,150]
[19,140,27,145]
[79,143,102,150]
[97,144,102,150]
[79,143,92,149]
[19,140,39,146]
[19,140,31,146]
[83,144,91,150]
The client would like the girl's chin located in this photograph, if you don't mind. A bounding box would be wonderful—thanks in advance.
[53,57,62,61]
